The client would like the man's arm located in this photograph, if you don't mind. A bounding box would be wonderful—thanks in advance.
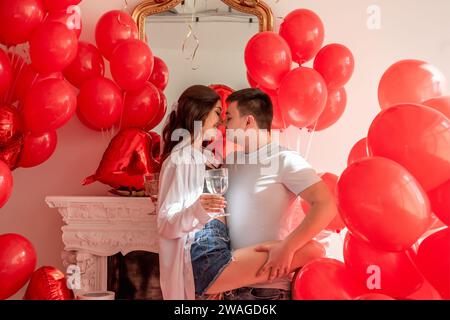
[255,181,338,280]
[284,181,338,252]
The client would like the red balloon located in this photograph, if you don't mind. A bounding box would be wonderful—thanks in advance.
[0,136,22,170]
[309,87,347,131]
[0,105,22,147]
[422,96,450,119]
[0,0,45,46]
[122,82,160,129]
[23,78,77,133]
[6,53,27,99]
[110,39,154,91]
[302,173,345,233]
[278,67,328,128]
[337,157,432,251]
[77,77,123,130]
[30,21,78,73]
[76,107,101,132]
[209,84,235,138]
[279,9,324,65]
[149,57,169,91]
[63,41,105,88]
[145,88,167,131]
[415,228,450,299]
[292,258,364,300]
[0,233,37,300]
[13,64,64,104]
[83,128,161,190]
[45,8,82,38]
[209,84,234,119]
[368,104,450,191]
[355,293,395,300]
[24,266,74,300]
[428,180,450,226]
[406,279,443,300]
[95,10,139,60]
[42,0,81,12]
[378,60,448,109]
[0,49,12,96]
[0,161,13,208]
[344,232,424,298]
[245,32,292,90]
[18,131,57,168]
[314,44,354,89]
[347,137,370,166]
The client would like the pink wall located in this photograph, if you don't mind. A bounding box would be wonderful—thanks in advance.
[1,0,450,299]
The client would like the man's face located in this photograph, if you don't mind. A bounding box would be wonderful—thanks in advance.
[225,101,248,131]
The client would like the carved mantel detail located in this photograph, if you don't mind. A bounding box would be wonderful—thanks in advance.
[46,196,159,295]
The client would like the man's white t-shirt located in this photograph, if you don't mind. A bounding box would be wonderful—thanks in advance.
[225,142,322,290]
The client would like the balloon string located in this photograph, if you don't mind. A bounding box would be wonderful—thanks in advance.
[101,128,106,147]
[5,46,22,106]
[118,92,125,132]
[304,120,318,161]
[278,101,287,131]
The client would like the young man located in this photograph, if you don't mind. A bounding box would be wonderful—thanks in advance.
[223,88,338,300]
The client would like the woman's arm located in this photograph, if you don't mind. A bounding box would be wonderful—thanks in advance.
[157,162,225,240]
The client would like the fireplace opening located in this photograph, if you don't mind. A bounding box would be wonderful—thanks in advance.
[107,251,163,300]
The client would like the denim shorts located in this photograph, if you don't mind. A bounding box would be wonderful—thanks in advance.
[190,219,233,296]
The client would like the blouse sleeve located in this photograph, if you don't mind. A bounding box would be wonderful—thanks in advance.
[157,160,211,240]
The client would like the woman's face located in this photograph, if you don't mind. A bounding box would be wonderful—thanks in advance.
[202,100,223,140]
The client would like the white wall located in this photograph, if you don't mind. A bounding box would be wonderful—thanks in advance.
[1,0,449,299]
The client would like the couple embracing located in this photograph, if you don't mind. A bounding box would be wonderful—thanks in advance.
[156,85,338,300]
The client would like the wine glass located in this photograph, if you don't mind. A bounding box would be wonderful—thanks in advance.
[204,168,229,217]
[144,173,159,203]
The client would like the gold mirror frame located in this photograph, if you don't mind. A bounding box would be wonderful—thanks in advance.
[132,0,274,41]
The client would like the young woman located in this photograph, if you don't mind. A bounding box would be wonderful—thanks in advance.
[157,85,325,300]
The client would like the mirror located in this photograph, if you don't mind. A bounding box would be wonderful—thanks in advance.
[132,0,273,131]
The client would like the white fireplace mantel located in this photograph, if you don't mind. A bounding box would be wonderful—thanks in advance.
[45,196,159,294]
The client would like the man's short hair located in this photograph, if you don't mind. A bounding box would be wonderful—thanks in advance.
[226,88,273,130]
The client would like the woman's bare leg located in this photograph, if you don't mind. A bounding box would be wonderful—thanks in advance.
[205,239,325,295]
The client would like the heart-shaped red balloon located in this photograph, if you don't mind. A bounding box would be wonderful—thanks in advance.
[83,128,161,190]
[24,266,74,300]
[0,233,37,300]
[0,135,23,169]
[0,105,22,147]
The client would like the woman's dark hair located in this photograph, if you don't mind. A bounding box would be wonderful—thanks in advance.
[161,85,220,162]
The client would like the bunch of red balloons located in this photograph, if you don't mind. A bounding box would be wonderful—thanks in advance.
[0,233,74,300]
[0,0,86,209]
[245,9,354,131]
[292,59,450,300]
[76,10,169,132]
[0,2,171,207]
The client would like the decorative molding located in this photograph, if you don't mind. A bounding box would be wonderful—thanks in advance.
[47,196,160,294]
[132,0,274,41]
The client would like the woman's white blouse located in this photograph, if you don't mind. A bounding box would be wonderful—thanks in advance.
[156,145,212,300]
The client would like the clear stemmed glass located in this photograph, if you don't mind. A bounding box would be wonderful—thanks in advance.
[204,168,229,218]
[144,173,159,203]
